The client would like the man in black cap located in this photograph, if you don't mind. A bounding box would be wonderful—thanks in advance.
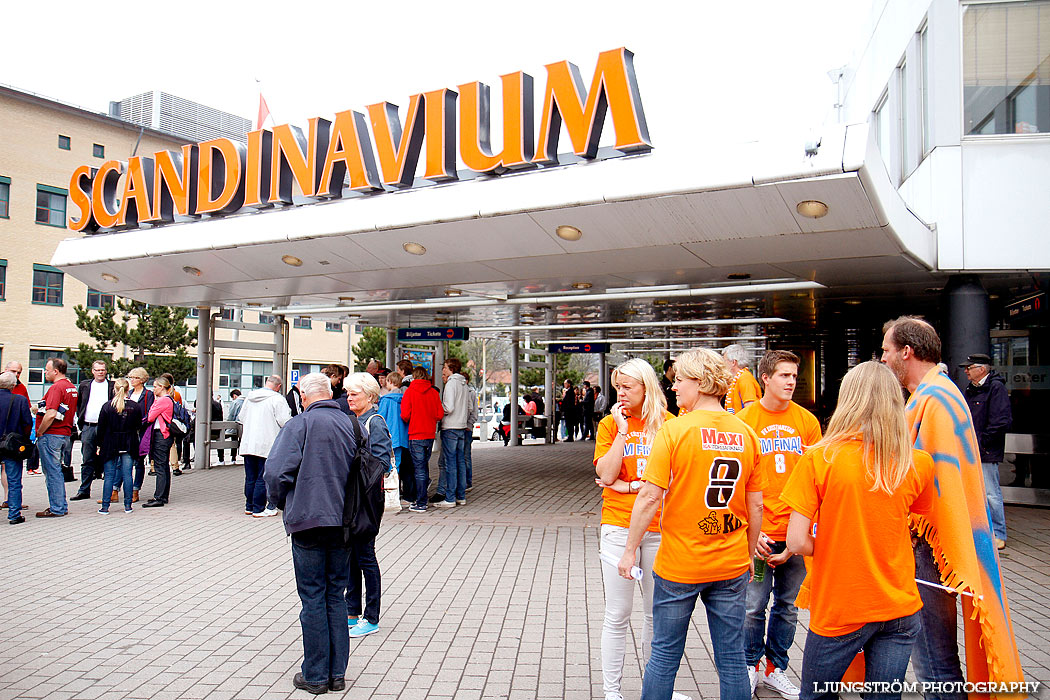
[960,353,1012,550]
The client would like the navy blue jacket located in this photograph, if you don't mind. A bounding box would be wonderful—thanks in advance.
[0,388,33,441]
[964,372,1012,463]
[264,399,359,535]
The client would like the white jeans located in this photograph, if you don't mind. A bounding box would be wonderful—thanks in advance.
[599,523,661,693]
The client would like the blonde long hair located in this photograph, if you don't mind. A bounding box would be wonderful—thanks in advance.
[612,358,667,443]
[111,378,129,413]
[815,361,914,494]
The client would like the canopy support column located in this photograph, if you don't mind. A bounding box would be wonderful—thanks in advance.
[510,309,520,447]
[544,349,554,444]
[194,306,212,470]
[386,329,396,370]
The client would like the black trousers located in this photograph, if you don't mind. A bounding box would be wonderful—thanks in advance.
[76,423,101,495]
[150,429,174,502]
[346,536,381,624]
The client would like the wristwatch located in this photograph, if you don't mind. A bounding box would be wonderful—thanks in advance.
[630,480,642,493]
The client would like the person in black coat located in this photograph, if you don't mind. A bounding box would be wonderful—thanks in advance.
[95,378,144,514]
[561,380,577,442]
[961,353,1013,549]
[1,371,34,523]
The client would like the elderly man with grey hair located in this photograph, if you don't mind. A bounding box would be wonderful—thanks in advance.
[238,374,291,517]
[1,371,34,523]
[722,344,762,415]
[265,372,359,695]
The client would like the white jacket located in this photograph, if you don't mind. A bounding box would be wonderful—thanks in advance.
[237,387,292,458]
[441,373,469,430]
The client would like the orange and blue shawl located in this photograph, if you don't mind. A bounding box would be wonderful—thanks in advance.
[907,366,1024,698]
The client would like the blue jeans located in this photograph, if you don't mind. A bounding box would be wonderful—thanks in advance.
[800,612,920,700]
[409,439,433,509]
[440,429,466,501]
[243,455,267,514]
[983,462,1007,541]
[101,454,134,510]
[346,536,381,624]
[911,539,965,700]
[133,454,145,490]
[37,433,70,515]
[3,458,23,520]
[462,427,473,488]
[745,542,807,669]
[642,571,749,700]
[291,530,351,685]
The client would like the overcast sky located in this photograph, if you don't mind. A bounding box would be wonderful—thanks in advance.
[5,1,869,145]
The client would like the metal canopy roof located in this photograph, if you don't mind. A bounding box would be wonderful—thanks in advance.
[52,123,943,338]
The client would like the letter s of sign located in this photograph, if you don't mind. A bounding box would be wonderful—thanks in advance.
[704,457,741,509]
[68,165,98,232]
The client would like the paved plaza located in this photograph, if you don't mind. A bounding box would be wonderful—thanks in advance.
[1,440,1047,700]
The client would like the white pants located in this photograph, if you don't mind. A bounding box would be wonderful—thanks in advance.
[599,523,661,693]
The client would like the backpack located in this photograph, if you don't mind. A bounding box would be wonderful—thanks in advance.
[168,398,191,439]
[342,413,386,541]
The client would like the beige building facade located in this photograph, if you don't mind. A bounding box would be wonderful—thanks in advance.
[0,85,359,405]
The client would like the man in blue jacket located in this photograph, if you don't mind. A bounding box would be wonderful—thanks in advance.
[264,372,359,695]
[1,371,34,523]
[961,353,1013,550]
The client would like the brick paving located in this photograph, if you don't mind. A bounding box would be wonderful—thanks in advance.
[0,440,1046,700]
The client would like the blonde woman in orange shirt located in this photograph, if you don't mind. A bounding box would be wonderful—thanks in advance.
[780,361,934,700]
[593,358,673,700]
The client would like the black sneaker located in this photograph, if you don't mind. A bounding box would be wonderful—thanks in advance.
[9,515,25,525]
[328,678,346,692]
[292,672,328,694]
[70,493,91,501]
[428,492,445,503]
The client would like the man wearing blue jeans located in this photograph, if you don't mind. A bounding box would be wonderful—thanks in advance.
[436,359,469,508]
[34,358,79,519]
[1,370,33,523]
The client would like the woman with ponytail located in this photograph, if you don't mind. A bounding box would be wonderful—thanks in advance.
[96,378,144,514]
[780,361,936,700]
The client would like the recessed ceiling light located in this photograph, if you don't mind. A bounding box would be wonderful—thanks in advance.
[282,255,303,267]
[100,273,119,283]
[346,313,361,318]
[653,299,669,306]
[182,266,201,277]
[556,225,583,241]
[338,296,355,303]
[796,200,829,218]
[571,282,592,290]
[844,300,862,306]
[727,272,751,280]
[246,302,262,307]
[445,288,463,297]
[403,242,426,255]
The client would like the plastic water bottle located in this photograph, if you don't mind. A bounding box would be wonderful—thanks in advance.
[753,556,767,582]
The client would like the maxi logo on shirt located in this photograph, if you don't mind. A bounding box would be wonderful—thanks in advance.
[700,429,745,452]
[758,436,803,455]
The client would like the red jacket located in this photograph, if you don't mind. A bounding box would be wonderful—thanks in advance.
[400,378,444,440]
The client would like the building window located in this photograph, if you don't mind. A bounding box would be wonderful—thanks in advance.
[293,317,312,329]
[86,288,116,309]
[919,24,931,156]
[187,307,199,318]
[258,313,276,325]
[217,359,273,403]
[0,259,6,301]
[58,135,71,150]
[0,176,9,218]
[35,185,67,228]
[93,144,105,158]
[964,1,1050,135]
[32,264,63,305]
[325,322,343,332]
[292,362,326,383]
[898,59,916,178]
[28,349,85,402]
[219,308,235,321]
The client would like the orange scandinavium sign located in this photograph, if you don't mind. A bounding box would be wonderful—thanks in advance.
[68,48,651,233]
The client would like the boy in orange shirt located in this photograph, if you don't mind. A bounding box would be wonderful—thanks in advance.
[738,351,822,699]
[618,348,765,700]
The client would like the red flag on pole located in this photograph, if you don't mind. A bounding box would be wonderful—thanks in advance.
[257,94,271,130]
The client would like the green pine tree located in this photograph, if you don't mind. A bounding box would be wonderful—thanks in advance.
[352,326,387,371]
[67,300,198,382]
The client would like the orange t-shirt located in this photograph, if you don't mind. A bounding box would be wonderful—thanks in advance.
[644,409,765,584]
[725,368,761,415]
[737,400,822,539]
[593,413,672,532]
[780,443,935,636]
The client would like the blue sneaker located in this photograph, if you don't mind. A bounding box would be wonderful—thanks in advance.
[349,620,379,638]
[409,504,427,512]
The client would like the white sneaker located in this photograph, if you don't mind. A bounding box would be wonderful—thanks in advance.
[671,693,693,700]
[604,693,624,700]
[262,506,279,517]
[456,499,466,506]
[748,662,759,697]
[763,667,800,700]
